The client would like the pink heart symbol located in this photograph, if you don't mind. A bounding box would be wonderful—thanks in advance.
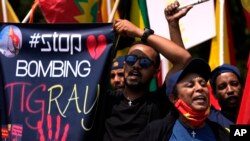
[86,34,107,60]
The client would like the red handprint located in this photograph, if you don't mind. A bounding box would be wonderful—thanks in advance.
[37,114,69,141]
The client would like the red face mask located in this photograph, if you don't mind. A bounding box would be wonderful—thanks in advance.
[174,99,210,127]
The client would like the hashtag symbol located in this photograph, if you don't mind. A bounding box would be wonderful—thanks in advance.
[29,33,41,48]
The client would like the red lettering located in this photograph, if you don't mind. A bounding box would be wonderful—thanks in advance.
[4,82,46,129]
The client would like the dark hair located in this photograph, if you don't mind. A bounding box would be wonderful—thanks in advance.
[172,86,178,99]
[130,40,161,69]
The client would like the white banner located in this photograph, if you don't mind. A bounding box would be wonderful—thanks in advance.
[147,0,215,82]
[147,0,215,49]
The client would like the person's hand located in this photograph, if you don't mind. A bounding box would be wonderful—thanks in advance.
[164,1,193,24]
[113,19,143,38]
[37,114,69,141]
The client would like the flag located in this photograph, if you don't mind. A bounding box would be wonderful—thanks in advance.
[38,0,99,23]
[98,0,120,22]
[130,0,150,29]
[0,1,19,22]
[237,53,250,124]
[209,0,236,70]
[208,84,221,110]
[130,0,160,91]
[241,0,250,30]
[208,0,236,109]
[111,0,132,58]
[108,0,145,58]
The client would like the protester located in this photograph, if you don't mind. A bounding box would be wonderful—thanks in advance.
[137,58,230,141]
[110,56,125,91]
[209,64,243,129]
[164,0,241,132]
[100,18,191,141]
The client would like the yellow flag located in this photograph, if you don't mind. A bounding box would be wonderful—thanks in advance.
[241,0,250,30]
[209,0,233,70]
[0,1,19,22]
[100,0,120,22]
[130,0,149,30]
[209,0,236,110]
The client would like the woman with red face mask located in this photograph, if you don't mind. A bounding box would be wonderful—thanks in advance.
[137,58,229,141]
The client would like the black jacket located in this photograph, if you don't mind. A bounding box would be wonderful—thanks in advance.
[137,108,230,141]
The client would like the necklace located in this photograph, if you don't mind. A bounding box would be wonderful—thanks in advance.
[191,130,196,138]
[126,97,132,106]
[128,100,132,106]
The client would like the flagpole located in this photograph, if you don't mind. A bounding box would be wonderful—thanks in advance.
[107,0,112,18]
[108,0,120,22]
[22,1,38,23]
[219,0,225,65]
[161,55,169,85]
[22,9,32,23]
[1,0,8,22]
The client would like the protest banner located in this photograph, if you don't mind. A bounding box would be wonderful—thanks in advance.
[0,23,114,140]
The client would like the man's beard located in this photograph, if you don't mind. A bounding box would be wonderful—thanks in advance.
[113,86,124,91]
[125,78,145,91]
[219,95,240,111]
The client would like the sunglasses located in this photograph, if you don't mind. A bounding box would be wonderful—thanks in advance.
[125,55,155,68]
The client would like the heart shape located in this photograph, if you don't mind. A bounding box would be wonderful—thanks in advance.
[86,34,107,60]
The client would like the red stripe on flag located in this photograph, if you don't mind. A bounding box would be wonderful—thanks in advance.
[241,0,250,30]
[225,1,236,65]
[243,9,250,30]
[237,53,250,124]
[208,85,221,110]
[38,0,81,23]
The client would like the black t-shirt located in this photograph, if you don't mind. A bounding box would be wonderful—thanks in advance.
[102,88,171,141]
